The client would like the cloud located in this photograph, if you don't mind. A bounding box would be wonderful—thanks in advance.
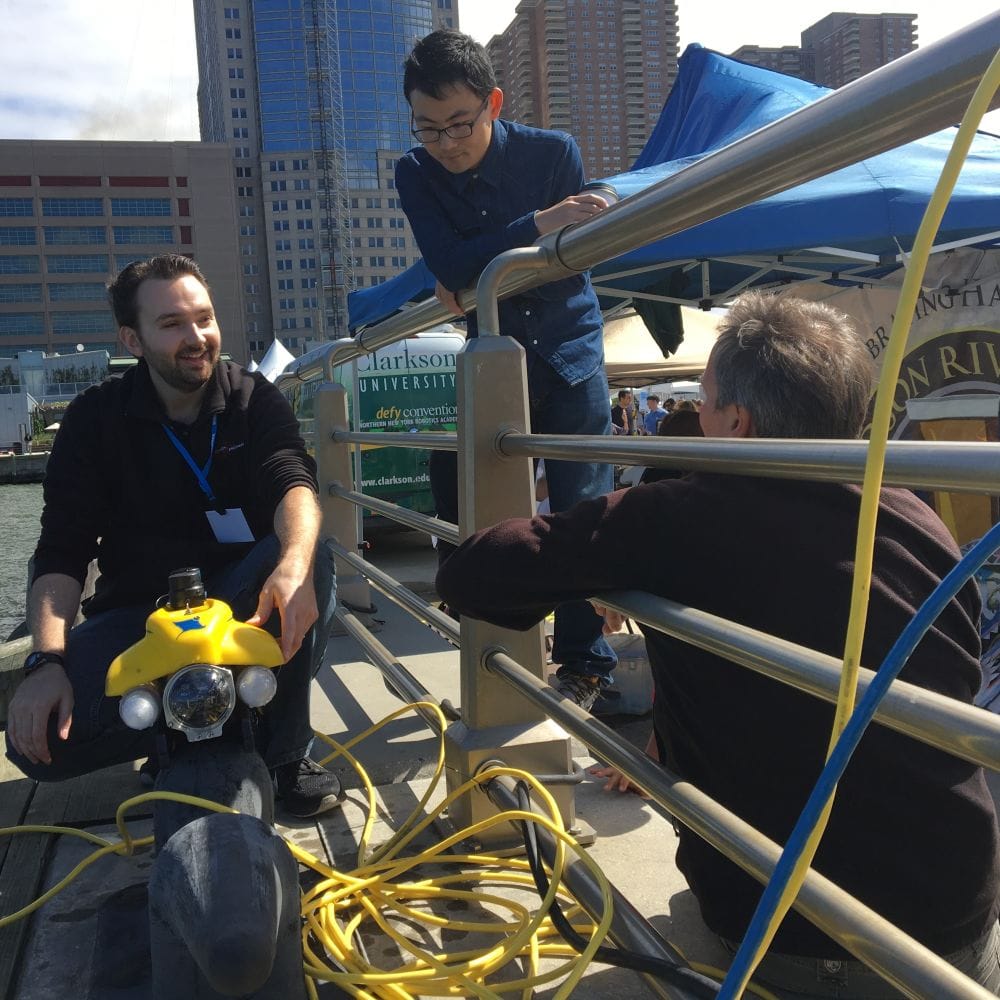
[0,0,199,141]
[74,91,199,142]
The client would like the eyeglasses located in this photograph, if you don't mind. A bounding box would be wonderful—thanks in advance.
[411,97,490,144]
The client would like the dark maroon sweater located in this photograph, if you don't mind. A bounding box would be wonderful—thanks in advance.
[33,360,316,616]
[437,473,1000,957]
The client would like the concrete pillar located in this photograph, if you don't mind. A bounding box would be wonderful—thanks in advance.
[315,380,371,612]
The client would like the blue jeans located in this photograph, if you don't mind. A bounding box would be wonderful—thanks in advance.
[721,922,1000,998]
[526,357,617,684]
[7,536,336,780]
[431,356,617,684]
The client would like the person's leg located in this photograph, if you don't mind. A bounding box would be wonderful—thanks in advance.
[945,921,1000,995]
[429,449,459,568]
[5,604,155,781]
[207,535,337,770]
[720,922,1000,999]
[208,534,341,818]
[528,361,617,695]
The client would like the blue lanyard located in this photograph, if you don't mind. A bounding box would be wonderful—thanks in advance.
[163,414,221,510]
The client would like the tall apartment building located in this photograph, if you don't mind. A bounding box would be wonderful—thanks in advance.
[0,141,241,360]
[733,12,917,88]
[194,0,458,357]
[486,0,679,180]
[801,12,916,87]
[730,45,805,79]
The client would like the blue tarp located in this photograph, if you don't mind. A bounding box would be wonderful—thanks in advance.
[348,257,436,331]
[348,44,1000,331]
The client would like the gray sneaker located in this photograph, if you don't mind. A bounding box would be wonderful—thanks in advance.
[554,674,604,712]
[274,757,346,818]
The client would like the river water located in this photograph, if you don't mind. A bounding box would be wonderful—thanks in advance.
[0,483,43,640]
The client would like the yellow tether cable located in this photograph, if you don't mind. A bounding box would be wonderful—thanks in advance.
[311,700,449,867]
[0,790,237,929]
[2,700,790,997]
[298,765,601,998]
[729,47,1000,997]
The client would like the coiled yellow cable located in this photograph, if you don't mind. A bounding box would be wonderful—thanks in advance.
[1,698,788,996]
[297,764,613,999]
[730,47,1000,997]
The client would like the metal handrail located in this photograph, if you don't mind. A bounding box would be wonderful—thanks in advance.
[483,649,991,1000]
[329,486,460,545]
[330,430,457,451]
[325,426,1000,496]
[500,434,1000,495]
[597,591,1000,773]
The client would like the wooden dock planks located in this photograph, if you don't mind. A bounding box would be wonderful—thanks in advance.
[0,735,144,999]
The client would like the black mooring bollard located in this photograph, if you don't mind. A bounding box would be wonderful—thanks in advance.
[147,741,305,998]
[153,740,274,851]
[149,811,307,999]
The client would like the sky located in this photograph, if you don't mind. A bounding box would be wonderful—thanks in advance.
[0,0,995,142]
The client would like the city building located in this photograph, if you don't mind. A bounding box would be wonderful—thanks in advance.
[0,140,241,360]
[732,12,917,88]
[730,45,805,79]
[194,0,459,357]
[435,0,457,30]
[486,0,679,180]
[801,12,917,87]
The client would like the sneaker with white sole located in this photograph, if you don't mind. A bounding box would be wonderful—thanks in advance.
[274,757,346,818]
[553,674,604,712]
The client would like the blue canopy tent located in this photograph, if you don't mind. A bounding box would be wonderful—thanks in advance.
[348,44,1000,335]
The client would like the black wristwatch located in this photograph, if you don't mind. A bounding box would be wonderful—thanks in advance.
[23,651,66,676]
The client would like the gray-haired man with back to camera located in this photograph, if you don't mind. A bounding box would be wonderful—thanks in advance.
[437,291,1000,998]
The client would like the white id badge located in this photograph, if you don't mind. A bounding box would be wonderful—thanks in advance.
[206,508,255,543]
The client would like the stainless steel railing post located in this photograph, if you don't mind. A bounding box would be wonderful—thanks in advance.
[315,382,370,613]
[443,245,580,845]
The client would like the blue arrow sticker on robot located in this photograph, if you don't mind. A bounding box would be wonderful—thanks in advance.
[174,619,204,632]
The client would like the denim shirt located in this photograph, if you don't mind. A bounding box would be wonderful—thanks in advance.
[395,118,604,386]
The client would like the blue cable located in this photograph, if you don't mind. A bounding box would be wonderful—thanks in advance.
[719,518,1000,999]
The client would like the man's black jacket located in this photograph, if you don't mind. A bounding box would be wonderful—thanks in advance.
[33,360,316,616]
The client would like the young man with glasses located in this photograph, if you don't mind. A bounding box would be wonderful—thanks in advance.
[396,29,618,712]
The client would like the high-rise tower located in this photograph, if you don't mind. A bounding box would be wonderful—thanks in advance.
[194,1,455,355]
[486,0,679,179]
[801,12,917,88]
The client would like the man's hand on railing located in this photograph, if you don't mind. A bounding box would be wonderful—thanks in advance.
[534,192,609,236]
[589,763,652,798]
[590,601,627,635]
[589,731,659,798]
[435,280,465,317]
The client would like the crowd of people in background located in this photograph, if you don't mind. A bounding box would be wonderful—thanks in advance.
[611,389,703,436]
